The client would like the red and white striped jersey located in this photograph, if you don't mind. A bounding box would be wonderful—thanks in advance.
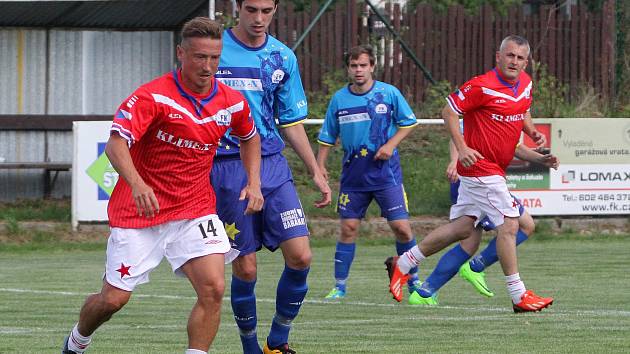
[446,68,532,177]
[108,70,256,228]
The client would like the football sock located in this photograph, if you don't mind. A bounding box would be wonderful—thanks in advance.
[418,244,471,298]
[469,229,529,272]
[505,273,526,304]
[185,350,206,354]
[68,323,91,353]
[396,239,420,286]
[268,265,309,348]
[398,246,425,274]
[334,242,355,292]
[231,275,260,353]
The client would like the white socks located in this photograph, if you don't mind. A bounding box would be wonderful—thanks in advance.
[68,324,91,353]
[398,246,426,274]
[185,350,207,354]
[505,273,526,304]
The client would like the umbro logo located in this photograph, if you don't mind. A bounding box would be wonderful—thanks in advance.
[168,113,183,119]
[494,99,507,104]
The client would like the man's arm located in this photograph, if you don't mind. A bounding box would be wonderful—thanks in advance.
[374,125,416,160]
[105,134,159,217]
[239,134,264,215]
[446,139,459,183]
[522,111,546,147]
[316,144,332,182]
[282,124,332,208]
[442,105,483,168]
[514,144,559,169]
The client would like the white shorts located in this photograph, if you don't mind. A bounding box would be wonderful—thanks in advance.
[449,175,520,228]
[104,214,239,291]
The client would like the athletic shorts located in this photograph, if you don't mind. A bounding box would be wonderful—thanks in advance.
[450,179,525,231]
[450,175,520,228]
[337,184,409,221]
[211,153,309,256]
[105,214,237,292]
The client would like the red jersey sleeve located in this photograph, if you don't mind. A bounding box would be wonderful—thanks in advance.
[228,97,257,141]
[445,79,483,116]
[111,87,157,147]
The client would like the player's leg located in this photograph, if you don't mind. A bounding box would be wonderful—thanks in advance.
[212,159,262,353]
[387,216,475,302]
[166,214,236,352]
[410,228,482,305]
[63,226,167,353]
[325,218,359,299]
[326,189,371,299]
[180,254,225,352]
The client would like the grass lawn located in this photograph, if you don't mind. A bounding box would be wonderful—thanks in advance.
[1,235,629,353]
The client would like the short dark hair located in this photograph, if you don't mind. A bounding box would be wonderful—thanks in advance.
[180,17,222,45]
[500,35,530,56]
[236,0,280,6]
[345,45,376,66]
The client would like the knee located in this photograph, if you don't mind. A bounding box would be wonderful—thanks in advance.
[99,293,130,314]
[285,248,312,270]
[199,278,225,305]
[233,256,257,282]
[340,222,359,241]
[391,224,413,242]
[520,218,535,237]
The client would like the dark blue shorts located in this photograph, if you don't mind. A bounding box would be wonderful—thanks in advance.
[211,153,309,256]
[337,184,409,221]
[450,181,525,231]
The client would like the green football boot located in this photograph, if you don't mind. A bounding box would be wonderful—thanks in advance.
[409,290,438,306]
[324,287,346,299]
[459,262,495,297]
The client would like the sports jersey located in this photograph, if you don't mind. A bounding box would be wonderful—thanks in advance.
[108,70,256,228]
[446,68,532,177]
[317,81,418,191]
[214,29,308,157]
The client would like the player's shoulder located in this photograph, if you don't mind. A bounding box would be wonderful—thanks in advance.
[265,35,298,60]
[518,70,533,85]
[374,81,403,94]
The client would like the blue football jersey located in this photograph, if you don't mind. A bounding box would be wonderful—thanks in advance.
[215,29,308,156]
[318,81,417,191]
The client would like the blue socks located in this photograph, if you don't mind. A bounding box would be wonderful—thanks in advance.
[267,265,309,348]
[418,244,471,298]
[231,276,261,354]
[396,239,420,287]
[469,229,529,272]
[333,242,355,292]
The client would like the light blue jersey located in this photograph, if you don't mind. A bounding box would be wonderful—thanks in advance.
[318,81,417,191]
[215,29,308,156]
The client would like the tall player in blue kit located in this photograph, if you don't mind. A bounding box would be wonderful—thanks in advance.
[211,1,331,353]
[316,45,420,302]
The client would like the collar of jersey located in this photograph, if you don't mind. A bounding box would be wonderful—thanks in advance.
[493,68,520,97]
[172,69,218,117]
[347,81,376,97]
[227,27,269,51]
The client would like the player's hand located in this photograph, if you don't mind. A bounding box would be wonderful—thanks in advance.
[446,160,459,183]
[319,165,330,182]
[131,181,159,218]
[530,130,546,147]
[458,146,484,168]
[537,153,560,170]
[374,144,394,160]
[240,183,264,215]
[312,172,332,208]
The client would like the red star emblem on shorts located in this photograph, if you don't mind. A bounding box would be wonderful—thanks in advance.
[116,263,131,278]
[512,200,518,208]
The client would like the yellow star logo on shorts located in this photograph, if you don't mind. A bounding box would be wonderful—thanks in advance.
[224,222,240,240]
[338,193,350,207]
[360,148,368,157]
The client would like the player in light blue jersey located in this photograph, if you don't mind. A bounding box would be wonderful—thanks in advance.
[316,45,420,302]
[211,1,331,353]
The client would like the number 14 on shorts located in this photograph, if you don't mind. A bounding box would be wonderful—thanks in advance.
[198,219,218,238]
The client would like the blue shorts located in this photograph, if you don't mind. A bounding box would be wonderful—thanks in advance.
[211,153,309,256]
[337,184,409,221]
[451,181,525,231]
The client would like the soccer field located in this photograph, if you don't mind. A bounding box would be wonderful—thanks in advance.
[1,236,629,353]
